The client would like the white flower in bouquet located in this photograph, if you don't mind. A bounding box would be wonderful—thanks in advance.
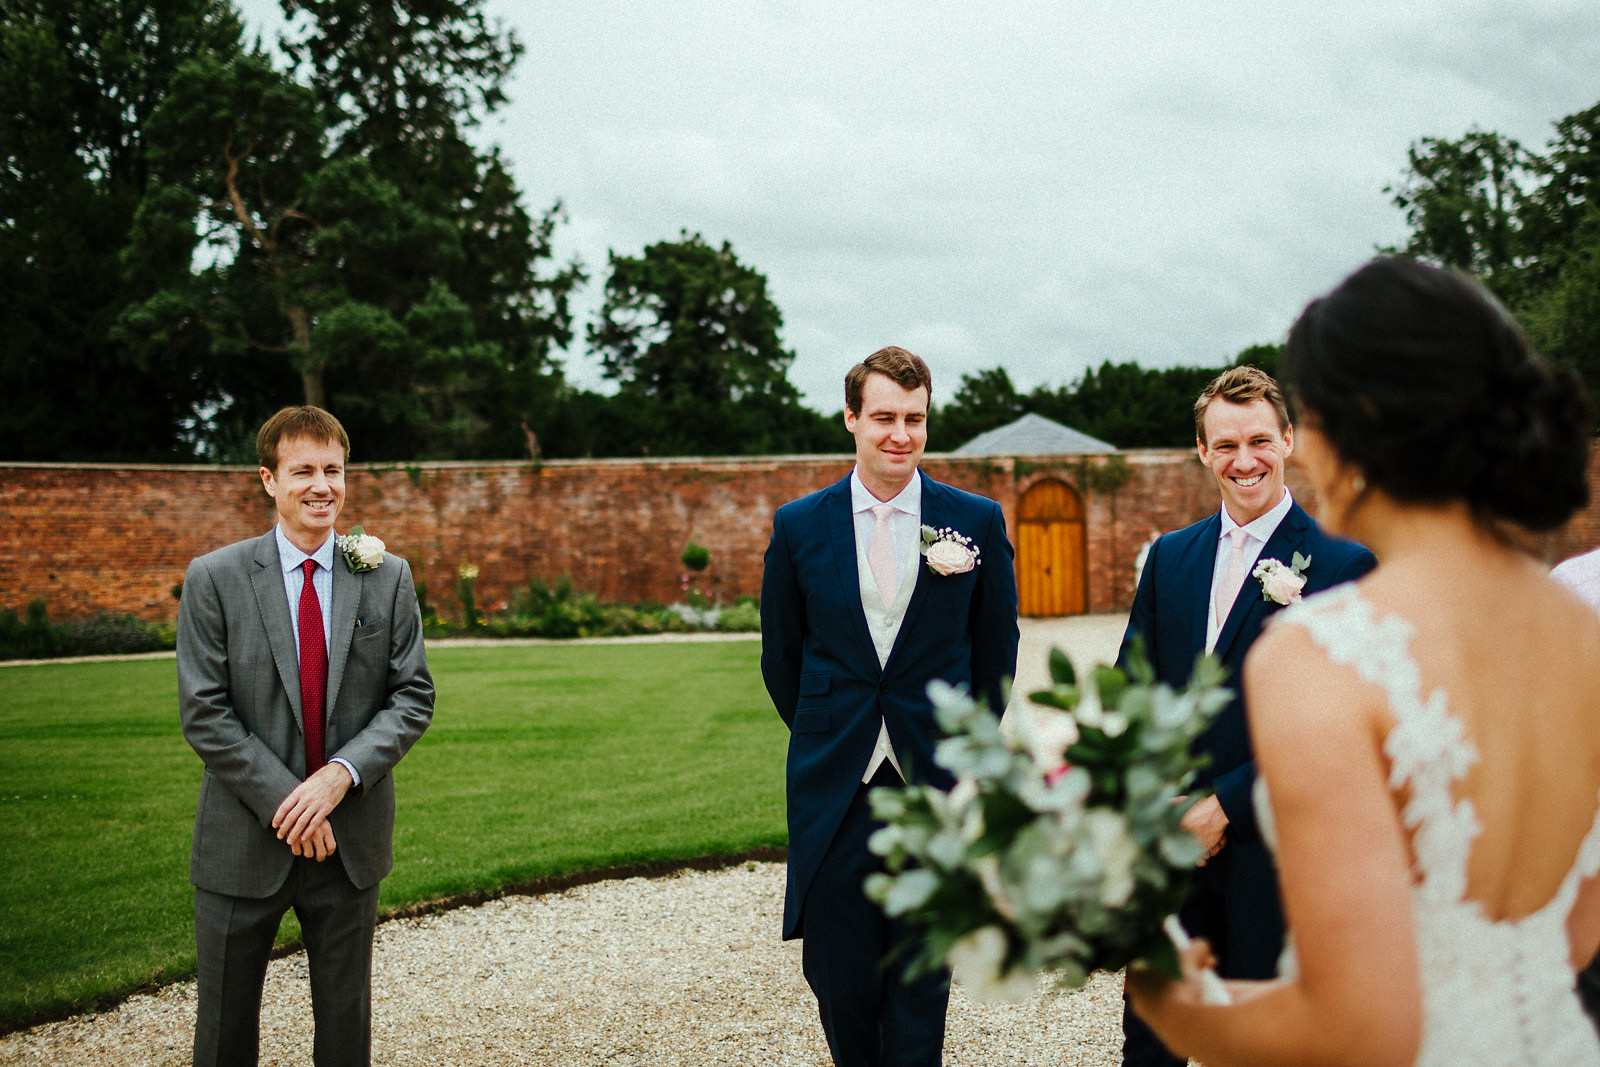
[865,639,1230,1002]
[947,925,1037,1002]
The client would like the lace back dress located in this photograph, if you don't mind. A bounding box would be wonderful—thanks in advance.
[1266,584,1600,1066]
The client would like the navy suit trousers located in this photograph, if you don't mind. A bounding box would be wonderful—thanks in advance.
[1120,839,1284,1067]
[802,763,950,1067]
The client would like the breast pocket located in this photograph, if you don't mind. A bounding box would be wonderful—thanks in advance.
[353,617,387,641]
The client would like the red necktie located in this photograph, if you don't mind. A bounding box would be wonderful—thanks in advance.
[298,559,327,774]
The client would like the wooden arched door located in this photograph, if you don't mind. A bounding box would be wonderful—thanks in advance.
[1016,479,1087,616]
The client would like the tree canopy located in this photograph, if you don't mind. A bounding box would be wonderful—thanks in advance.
[1387,100,1600,397]
[3,0,580,462]
[577,232,836,457]
[0,0,245,460]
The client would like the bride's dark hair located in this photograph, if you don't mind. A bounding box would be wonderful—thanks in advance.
[1283,256,1590,532]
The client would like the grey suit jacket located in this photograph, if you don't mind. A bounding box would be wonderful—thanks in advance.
[178,530,434,898]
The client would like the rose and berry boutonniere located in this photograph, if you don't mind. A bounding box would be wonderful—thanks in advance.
[336,526,386,574]
[920,524,981,576]
[1253,551,1310,606]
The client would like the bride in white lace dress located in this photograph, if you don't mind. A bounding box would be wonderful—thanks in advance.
[1129,257,1600,1066]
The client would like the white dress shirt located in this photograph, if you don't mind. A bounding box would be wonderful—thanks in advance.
[275,525,360,786]
[850,469,921,783]
[1205,488,1295,655]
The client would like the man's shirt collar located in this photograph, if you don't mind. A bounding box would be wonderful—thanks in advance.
[1220,487,1294,544]
[850,467,921,516]
[275,525,337,574]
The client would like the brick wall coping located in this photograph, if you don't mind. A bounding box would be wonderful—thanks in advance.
[0,449,1142,475]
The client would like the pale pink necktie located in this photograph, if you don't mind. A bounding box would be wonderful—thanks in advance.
[1214,528,1249,628]
[868,504,898,608]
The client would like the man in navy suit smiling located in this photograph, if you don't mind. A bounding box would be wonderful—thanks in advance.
[1117,367,1376,1067]
[761,346,1019,1067]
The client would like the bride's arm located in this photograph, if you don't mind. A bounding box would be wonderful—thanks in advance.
[1128,623,1422,1067]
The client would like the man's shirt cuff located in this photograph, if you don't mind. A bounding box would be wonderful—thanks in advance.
[331,756,360,788]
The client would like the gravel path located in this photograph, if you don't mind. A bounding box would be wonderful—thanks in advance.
[0,862,1126,1066]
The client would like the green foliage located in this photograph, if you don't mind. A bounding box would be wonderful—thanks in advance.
[0,599,173,661]
[930,360,1229,452]
[455,562,483,629]
[1387,128,1540,288]
[0,642,785,1029]
[679,538,711,572]
[592,231,797,407]
[932,367,1026,449]
[570,232,838,457]
[530,387,844,458]
[865,645,1230,994]
[41,0,583,462]
[1387,100,1600,398]
[1075,455,1132,495]
[0,0,247,460]
[502,575,610,638]
[714,599,762,633]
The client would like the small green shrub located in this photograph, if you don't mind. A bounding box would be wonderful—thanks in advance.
[0,599,174,660]
[715,601,761,632]
[59,614,169,656]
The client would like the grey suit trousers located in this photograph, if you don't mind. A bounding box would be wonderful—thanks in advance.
[193,855,380,1067]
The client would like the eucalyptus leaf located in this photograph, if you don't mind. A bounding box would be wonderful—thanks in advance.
[1048,647,1077,687]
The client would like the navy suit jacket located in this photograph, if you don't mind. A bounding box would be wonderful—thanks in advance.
[761,471,1020,940]
[1118,499,1375,845]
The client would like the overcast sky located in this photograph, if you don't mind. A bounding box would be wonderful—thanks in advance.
[235,0,1600,412]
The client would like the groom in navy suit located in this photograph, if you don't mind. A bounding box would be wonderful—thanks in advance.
[762,346,1020,1067]
[1118,366,1376,1067]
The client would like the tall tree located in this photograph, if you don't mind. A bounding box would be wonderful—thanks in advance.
[929,367,1025,451]
[584,232,832,456]
[0,0,243,460]
[117,0,579,461]
[1387,129,1542,295]
[1389,100,1600,397]
[281,0,579,459]
[591,232,799,407]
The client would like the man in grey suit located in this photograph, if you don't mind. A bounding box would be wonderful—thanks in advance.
[178,405,434,1066]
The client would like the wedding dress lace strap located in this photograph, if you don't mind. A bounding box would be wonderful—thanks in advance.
[1276,584,1480,901]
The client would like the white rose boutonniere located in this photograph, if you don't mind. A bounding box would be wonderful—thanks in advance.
[920,525,981,576]
[336,526,386,574]
[1253,551,1310,606]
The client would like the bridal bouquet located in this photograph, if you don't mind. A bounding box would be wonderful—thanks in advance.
[865,643,1229,1001]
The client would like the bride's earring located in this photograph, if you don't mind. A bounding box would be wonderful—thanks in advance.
[1352,475,1366,493]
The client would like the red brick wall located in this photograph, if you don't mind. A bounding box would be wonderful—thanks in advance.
[5,449,1599,622]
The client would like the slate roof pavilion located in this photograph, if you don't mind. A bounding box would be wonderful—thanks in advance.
[953,412,1116,455]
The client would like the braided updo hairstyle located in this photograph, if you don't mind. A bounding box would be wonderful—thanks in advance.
[1283,257,1591,532]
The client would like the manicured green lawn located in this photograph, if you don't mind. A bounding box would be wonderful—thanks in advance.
[0,640,787,1031]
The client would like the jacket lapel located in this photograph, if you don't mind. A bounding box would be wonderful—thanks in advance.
[1214,502,1310,661]
[825,477,878,667]
[249,531,305,729]
[886,471,937,670]
[1183,513,1223,659]
[325,552,360,722]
